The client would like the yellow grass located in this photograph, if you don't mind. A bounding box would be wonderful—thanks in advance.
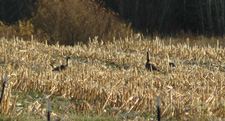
[0,35,225,120]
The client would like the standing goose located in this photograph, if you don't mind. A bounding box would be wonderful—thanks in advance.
[51,57,71,71]
[145,52,159,71]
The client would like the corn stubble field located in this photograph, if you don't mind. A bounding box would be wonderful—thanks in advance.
[0,36,225,120]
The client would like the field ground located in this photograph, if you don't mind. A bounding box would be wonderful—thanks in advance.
[0,36,225,120]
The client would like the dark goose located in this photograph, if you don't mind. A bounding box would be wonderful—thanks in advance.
[52,57,71,71]
[145,52,159,71]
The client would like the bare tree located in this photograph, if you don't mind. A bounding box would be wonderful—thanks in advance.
[221,0,225,36]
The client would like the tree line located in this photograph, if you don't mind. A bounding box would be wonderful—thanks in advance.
[1,0,225,37]
[99,0,225,37]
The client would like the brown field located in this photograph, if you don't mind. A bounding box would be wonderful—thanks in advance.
[0,36,225,120]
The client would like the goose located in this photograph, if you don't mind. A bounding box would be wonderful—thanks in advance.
[167,54,175,67]
[51,57,71,71]
[145,52,159,71]
[169,62,175,67]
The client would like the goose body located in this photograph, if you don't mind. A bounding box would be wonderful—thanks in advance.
[52,57,70,71]
[145,52,159,71]
[146,62,159,71]
[169,62,175,67]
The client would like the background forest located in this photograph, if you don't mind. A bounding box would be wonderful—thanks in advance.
[100,0,225,37]
[0,0,225,45]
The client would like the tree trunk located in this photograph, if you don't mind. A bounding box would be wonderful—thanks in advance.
[1,0,5,21]
[221,0,225,37]
[214,0,221,35]
[207,0,213,35]
[134,0,139,29]
[199,0,205,34]
[159,0,171,32]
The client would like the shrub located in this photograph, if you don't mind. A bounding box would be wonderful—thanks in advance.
[18,20,34,39]
[32,0,132,45]
[0,20,34,40]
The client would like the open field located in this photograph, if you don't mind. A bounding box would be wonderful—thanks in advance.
[0,36,225,120]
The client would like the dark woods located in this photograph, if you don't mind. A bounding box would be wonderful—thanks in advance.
[1,0,225,39]
[98,0,225,37]
[0,0,36,24]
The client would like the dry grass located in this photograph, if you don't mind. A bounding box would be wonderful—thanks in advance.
[0,35,225,120]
